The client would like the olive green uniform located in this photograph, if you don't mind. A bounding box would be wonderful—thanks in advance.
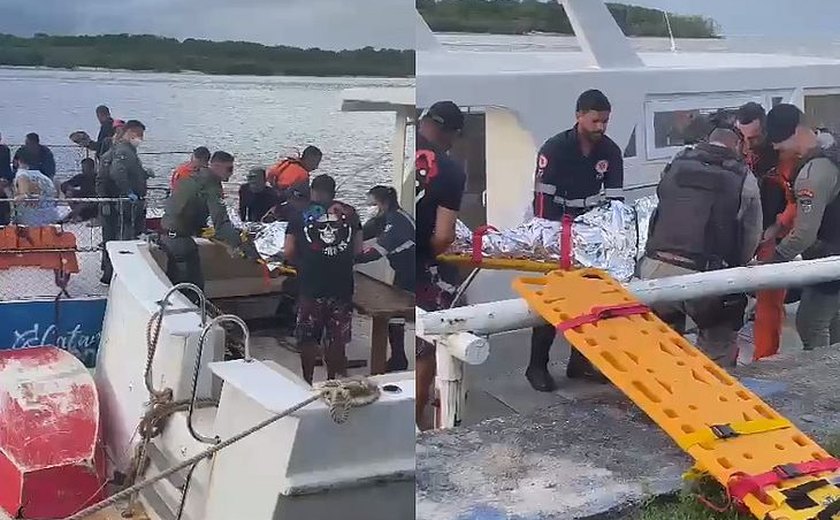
[772,153,840,349]
[97,142,148,282]
[160,167,258,290]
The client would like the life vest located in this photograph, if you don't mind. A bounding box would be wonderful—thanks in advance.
[0,225,79,273]
[760,158,797,232]
[415,149,439,203]
[646,144,749,269]
[170,162,195,190]
[267,159,308,190]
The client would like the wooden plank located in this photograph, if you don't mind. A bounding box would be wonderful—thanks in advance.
[369,317,390,375]
[352,271,414,319]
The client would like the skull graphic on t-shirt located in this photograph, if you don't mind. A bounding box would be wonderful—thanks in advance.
[303,203,352,257]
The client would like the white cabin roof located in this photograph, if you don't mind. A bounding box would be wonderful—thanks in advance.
[419,50,840,76]
[341,87,415,112]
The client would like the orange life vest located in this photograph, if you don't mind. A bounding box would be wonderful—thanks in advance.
[170,162,196,190]
[766,158,797,234]
[266,159,309,190]
[0,225,79,273]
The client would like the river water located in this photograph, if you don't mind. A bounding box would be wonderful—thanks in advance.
[0,69,413,208]
[2,32,838,208]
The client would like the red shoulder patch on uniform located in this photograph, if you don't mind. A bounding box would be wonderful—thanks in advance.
[797,188,815,199]
[538,154,548,169]
[595,160,609,174]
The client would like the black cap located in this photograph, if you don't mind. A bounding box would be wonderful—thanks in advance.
[425,101,465,132]
[766,104,803,144]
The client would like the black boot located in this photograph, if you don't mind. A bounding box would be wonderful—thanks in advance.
[566,349,608,384]
[526,325,557,392]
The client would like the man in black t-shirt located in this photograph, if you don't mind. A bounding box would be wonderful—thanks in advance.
[60,158,98,223]
[238,167,278,222]
[415,100,466,430]
[284,174,363,384]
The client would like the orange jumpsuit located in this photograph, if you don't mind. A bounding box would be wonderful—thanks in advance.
[753,158,796,360]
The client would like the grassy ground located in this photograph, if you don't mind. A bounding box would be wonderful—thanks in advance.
[634,434,840,519]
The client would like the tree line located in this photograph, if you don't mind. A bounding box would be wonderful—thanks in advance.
[417,0,720,38]
[0,34,415,77]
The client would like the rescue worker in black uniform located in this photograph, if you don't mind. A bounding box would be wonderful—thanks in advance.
[356,185,416,372]
[528,89,624,391]
[96,120,150,285]
[160,151,260,292]
[639,127,762,366]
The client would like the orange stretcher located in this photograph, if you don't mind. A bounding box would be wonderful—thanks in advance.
[0,225,79,274]
[437,254,559,273]
[514,268,840,520]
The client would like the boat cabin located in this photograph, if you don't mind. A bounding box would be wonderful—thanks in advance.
[416,0,840,302]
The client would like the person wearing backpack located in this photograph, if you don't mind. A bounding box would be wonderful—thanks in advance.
[765,104,840,350]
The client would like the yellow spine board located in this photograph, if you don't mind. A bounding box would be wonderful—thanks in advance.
[513,269,840,520]
[437,254,559,273]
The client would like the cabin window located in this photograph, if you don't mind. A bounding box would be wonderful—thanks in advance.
[624,127,637,158]
[652,107,739,148]
[645,95,765,160]
[805,93,840,136]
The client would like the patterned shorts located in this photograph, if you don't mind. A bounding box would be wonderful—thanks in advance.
[416,264,457,359]
[295,296,353,351]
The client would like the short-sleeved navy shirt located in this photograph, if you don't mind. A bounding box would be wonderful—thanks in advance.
[415,134,466,269]
[532,125,624,221]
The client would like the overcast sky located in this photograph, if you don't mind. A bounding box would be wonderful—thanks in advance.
[0,1,836,47]
[0,0,414,50]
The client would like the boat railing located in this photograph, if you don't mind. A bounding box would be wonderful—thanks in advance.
[190,314,252,444]
[0,196,165,300]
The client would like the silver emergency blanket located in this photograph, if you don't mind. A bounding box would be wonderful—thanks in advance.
[253,221,288,260]
[226,207,288,262]
[448,196,659,282]
[634,194,658,258]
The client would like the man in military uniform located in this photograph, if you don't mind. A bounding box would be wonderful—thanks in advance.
[97,120,149,285]
[528,89,624,391]
[160,151,259,291]
[765,104,840,349]
[639,127,762,367]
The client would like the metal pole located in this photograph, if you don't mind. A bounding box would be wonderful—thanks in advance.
[420,256,840,336]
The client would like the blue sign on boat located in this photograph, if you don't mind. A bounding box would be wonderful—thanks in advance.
[0,298,107,368]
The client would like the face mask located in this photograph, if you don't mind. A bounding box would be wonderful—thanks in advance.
[130,137,143,147]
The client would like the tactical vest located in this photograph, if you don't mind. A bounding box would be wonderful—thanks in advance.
[803,144,840,248]
[646,145,749,269]
[94,150,115,197]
